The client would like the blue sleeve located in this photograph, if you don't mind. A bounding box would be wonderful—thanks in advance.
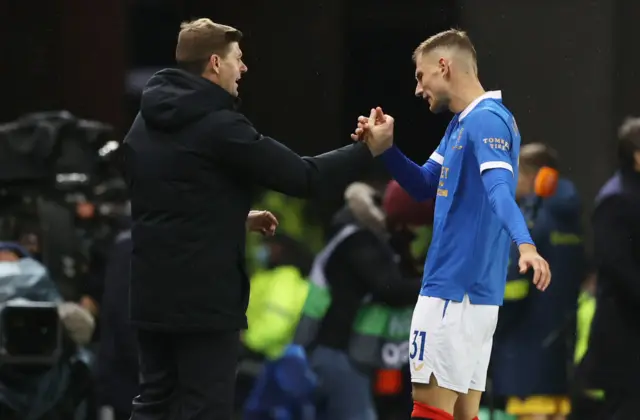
[468,111,516,175]
[482,168,534,247]
[381,143,442,202]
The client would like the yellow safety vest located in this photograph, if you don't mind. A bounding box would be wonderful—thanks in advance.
[574,290,604,400]
[574,290,596,364]
[244,266,310,360]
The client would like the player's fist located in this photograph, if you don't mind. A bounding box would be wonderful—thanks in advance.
[351,107,394,157]
[246,210,278,236]
[518,244,551,291]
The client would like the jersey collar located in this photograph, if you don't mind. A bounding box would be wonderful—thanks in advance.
[458,90,502,121]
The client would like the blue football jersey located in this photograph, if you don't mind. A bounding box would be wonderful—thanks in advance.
[420,91,522,306]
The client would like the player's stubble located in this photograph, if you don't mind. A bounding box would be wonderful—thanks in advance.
[429,92,451,114]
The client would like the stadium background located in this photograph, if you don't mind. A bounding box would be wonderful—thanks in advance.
[4,0,639,236]
[1,0,639,419]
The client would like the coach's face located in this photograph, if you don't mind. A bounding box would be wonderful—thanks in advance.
[212,42,248,97]
[414,54,450,114]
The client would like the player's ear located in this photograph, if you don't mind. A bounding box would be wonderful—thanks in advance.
[438,58,450,78]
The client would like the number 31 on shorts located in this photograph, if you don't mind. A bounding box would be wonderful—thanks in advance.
[410,330,426,361]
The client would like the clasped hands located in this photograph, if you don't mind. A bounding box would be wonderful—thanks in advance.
[246,107,393,237]
[350,107,395,157]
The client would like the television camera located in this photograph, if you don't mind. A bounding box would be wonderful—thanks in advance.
[0,110,126,363]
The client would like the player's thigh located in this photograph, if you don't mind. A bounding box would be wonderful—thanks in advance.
[410,297,477,392]
[409,297,462,414]
[468,336,494,394]
[467,301,499,393]
[453,389,482,420]
[408,296,451,385]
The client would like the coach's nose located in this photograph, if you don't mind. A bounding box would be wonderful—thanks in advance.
[415,82,423,98]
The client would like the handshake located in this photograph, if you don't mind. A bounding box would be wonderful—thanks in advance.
[350,107,395,157]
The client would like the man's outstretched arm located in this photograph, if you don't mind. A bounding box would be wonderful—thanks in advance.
[214,111,375,198]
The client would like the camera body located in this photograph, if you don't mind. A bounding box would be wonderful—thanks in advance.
[0,300,63,366]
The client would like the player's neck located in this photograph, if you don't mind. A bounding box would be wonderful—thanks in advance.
[449,78,486,115]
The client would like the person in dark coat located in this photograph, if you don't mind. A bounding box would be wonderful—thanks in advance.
[578,117,640,419]
[123,18,394,420]
[94,230,138,420]
[491,144,584,420]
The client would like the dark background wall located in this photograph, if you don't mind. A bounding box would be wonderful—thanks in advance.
[0,0,126,130]
[459,0,640,244]
[1,0,639,242]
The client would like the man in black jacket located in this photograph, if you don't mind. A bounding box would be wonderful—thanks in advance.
[578,117,640,419]
[95,230,137,420]
[123,18,394,420]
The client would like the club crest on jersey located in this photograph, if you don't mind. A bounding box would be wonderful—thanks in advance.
[452,128,464,150]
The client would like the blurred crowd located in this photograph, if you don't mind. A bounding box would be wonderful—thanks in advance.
[0,109,638,420]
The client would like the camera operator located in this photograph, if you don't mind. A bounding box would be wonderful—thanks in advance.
[0,243,96,347]
[0,241,96,419]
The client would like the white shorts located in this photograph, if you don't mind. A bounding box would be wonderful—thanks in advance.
[408,294,499,394]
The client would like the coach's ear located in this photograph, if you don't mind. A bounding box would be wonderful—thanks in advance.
[210,54,222,74]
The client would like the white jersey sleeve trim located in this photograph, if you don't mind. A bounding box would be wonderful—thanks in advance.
[480,161,513,174]
[429,152,444,165]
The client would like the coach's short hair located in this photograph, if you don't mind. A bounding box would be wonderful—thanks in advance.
[175,18,243,75]
[617,117,640,169]
[520,143,559,172]
[413,29,477,63]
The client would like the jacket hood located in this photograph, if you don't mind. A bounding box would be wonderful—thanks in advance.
[139,68,237,130]
[543,178,581,218]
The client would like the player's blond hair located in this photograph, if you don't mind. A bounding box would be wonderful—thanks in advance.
[175,18,243,74]
[413,29,477,70]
